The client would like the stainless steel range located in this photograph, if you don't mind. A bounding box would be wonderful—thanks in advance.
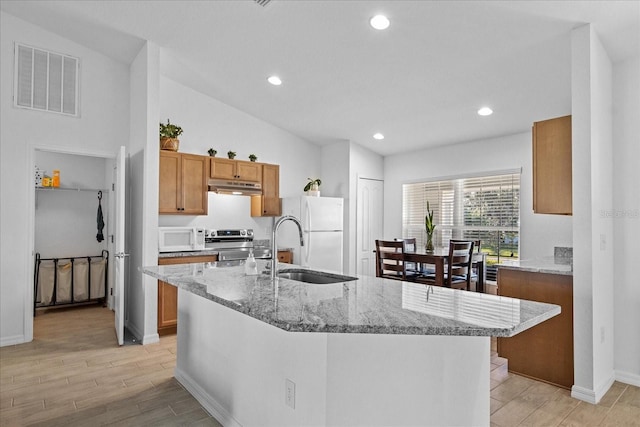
[205,229,271,261]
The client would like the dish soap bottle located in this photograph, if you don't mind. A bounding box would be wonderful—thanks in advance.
[245,248,258,276]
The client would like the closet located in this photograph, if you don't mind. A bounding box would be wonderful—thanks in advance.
[34,150,114,313]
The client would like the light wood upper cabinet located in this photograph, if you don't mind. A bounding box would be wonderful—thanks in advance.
[159,151,208,215]
[251,163,281,217]
[210,158,262,183]
[533,115,572,215]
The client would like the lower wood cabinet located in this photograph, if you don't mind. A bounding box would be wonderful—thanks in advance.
[497,268,574,389]
[277,250,293,264]
[157,254,217,335]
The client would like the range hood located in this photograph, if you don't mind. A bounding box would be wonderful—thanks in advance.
[208,178,262,196]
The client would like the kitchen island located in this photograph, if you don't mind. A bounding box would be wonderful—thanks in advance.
[142,260,560,427]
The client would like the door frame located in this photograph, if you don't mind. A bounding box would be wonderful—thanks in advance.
[27,144,118,341]
[355,176,384,276]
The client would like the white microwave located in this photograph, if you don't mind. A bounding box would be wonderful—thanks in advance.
[158,227,206,252]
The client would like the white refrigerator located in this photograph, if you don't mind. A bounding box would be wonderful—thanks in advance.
[280,196,344,273]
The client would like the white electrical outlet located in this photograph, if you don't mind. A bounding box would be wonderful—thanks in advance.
[285,379,295,409]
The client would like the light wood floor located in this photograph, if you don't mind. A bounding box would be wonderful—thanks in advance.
[1,305,639,426]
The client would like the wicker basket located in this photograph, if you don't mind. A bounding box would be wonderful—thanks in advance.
[160,137,179,151]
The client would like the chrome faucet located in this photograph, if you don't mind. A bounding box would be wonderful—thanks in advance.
[271,215,304,280]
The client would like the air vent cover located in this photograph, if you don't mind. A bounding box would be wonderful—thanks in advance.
[254,0,271,6]
[14,43,79,116]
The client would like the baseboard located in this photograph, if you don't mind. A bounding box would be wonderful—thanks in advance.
[142,333,159,345]
[0,334,27,347]
[616,370,640,387]
[572,374,616,404]
[571,385,597,404]
[175,367,241,427]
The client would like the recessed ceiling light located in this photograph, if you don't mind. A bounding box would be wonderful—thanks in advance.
[477,107,493,116]
[370,15,390,30]
[267,75,282,86]
[373,133,385,140]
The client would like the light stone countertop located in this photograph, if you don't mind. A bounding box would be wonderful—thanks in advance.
[158,250,220,259]
[142,260,560,337]
[498,257,573,275]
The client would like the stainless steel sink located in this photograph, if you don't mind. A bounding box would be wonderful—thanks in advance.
[277,269,358,284]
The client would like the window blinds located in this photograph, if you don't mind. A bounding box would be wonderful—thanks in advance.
[402,172,520,260]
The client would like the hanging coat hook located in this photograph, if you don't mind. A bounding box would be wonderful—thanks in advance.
[98,191,102,201]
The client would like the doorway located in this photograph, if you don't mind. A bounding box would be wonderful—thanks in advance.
[29,147,125,343]
[356,177,384,276]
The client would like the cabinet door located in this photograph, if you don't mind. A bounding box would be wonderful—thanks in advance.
[181,154,208,215]
[236,160,263,182]
[262,164,281,215]
[533,115,572,215]
[497,269,574,389]
[251,164,281,216]
[277,250,293,264]
[159,151,181,214]
[210,158,237,179]
[158,255,217,335]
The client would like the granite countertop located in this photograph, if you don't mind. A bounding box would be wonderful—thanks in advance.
[142,260,559,337]
[158,250,220,259]
[498,257,573,275]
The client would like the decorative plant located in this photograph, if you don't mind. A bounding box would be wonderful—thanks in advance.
[425,201,436,252]
[227,151,236,159]
[208,148,217,157]
[248,154,257,162]
[304,178,322,192]
[159,119,183,139]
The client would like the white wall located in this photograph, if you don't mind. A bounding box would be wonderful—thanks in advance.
[157,74,322,239]
[383,132,573,260]
[571,24,616,403]
[0,11,130,346]
[127,41,160,344]
[34,151,110,258]
[613,57,640,386]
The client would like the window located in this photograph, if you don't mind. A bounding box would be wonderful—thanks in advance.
[14,43,79,116]
[402,171,520,270]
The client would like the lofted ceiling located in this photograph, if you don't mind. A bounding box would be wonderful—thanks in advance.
[2,0,638,156]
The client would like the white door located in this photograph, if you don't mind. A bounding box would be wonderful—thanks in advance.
[356,178,383,276]
[113,146,128,345]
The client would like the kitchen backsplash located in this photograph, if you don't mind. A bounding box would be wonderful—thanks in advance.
[554,247,573,265]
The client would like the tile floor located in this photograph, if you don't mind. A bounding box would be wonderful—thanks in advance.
[1,305,638,426]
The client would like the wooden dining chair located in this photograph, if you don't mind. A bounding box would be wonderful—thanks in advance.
[421,240,475,290]
[394,238,419,275]
[375,240,418,281]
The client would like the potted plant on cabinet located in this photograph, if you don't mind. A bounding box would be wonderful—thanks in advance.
[227,151,236,159]
[304,178,321,197]
[208,148,217,157]
[159,119,183,151]
[249,154,257,162]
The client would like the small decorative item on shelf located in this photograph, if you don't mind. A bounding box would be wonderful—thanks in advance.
[159,119,183,151]
[208,148,217,157]
[227,151,236,159]
[249,154,257,162]
[52,169,60,188]
[35,165,43,187]
[304,178,321,197]
[425,201,436,253]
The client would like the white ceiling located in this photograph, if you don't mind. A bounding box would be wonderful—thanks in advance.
[2,0,638,156]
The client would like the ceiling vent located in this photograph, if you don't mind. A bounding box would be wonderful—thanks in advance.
[14,43,79,117]
[254,0,271,6]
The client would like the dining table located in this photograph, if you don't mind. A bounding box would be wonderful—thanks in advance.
[403,247,486,292]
